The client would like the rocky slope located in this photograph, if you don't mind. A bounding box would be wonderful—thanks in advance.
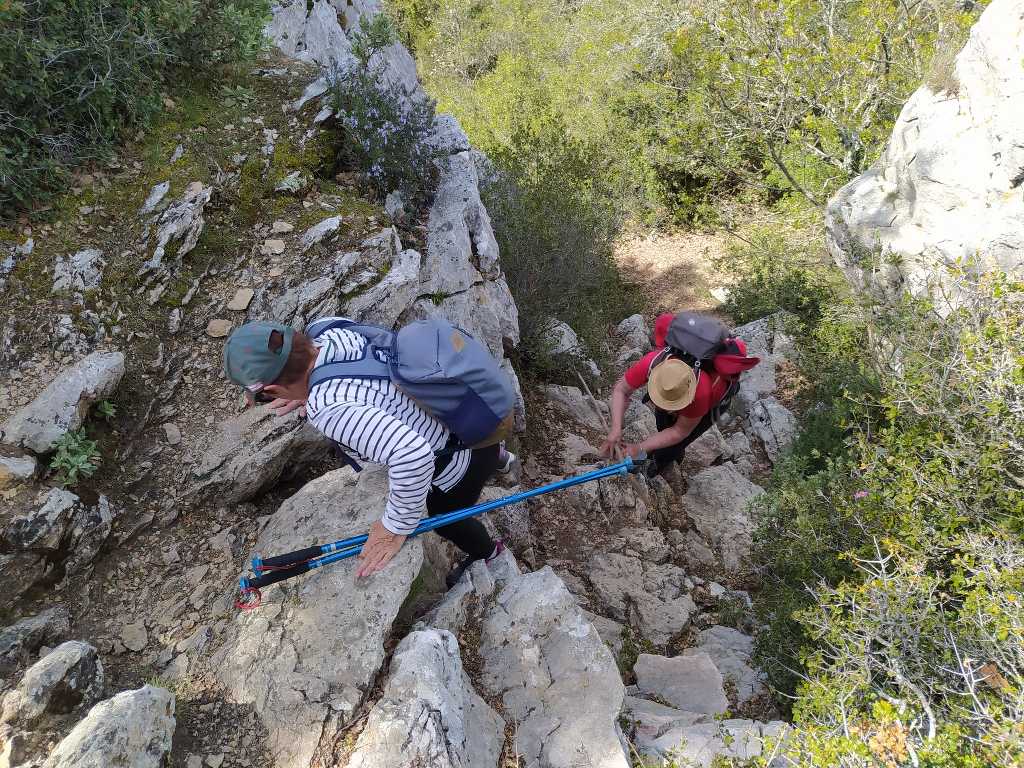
[826,0,1024,308]
[0,1,798,767]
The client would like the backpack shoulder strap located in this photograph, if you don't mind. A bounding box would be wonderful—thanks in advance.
[306,318,396,391]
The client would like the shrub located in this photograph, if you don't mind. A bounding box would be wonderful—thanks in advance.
[481,114,641,376]
[720,229,844,332]
[0,0,269,211]
[49,428,101,487]
[330,14,441,204]
[752,269,1024,764]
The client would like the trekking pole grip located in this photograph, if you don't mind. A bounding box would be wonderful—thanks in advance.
[257,546,324,570]
[247,560,315,589]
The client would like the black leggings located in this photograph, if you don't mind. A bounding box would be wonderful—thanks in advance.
[426,444,500,560]
[651,408,714,473]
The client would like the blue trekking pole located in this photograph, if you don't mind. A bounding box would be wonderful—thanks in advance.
[235,456,646,608]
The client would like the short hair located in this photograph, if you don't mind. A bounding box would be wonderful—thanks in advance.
[270,330,317,386]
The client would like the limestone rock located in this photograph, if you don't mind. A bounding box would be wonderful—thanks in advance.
[478,567,629,768]
[546,318,599,376]
[0,352,125,454]
[681,424,729,472]
[4,489,80,551]
[42,685,174,768]
[745,396,797,463]
[60,494,115,575]
[540,385,606,428]
[384,190,406,222]
[429,114,472,156]
[162,422,182,445]
[120,623,148,653]
[587,551,695,646]
[345,248,422,327]
[684,626,767,707]
[300,215,342,253]
[637,717,776,767]
[616,314,649,352]
[421,152,499,295]
[212,467,426,768]
[189,408,331,505]
[826,0,1024,307]
[0,453,36,489]
[272,220,295,234]
[52,248,105,293]
[634,652,728,715]
[683,464,765,574]
[346,629,503,768]
[139,181,169,215]
[1,641,104,726]
[261,239,286,256]
[139,181,211,276]
[274,170,311,196]
[0,606,71,673]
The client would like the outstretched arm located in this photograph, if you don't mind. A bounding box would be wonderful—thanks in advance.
[600,376,635,457]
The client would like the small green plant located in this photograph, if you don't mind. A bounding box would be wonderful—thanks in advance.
[219,84,257,110]
[49,429,100,487]
[96,400,117,421]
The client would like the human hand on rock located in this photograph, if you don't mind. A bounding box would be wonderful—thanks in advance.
[267,398,306,418]
[599,429,623,458]
[357,521,407,578]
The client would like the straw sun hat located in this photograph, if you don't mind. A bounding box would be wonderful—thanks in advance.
[648,358,697,412]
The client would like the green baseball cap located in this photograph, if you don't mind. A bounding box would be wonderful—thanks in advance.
[223,321,294,390]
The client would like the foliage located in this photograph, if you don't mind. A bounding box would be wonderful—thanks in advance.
[749,269,1024,765]
[669,0,981,208]
[481,115,641,373]
[49,428,101,487]
[330,14,441,203]
[0,0,269,212]
[96,400,117,421]
[720,229,844,331]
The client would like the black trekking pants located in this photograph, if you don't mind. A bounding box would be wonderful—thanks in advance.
[427,444,500,560]
[651,408,715,473]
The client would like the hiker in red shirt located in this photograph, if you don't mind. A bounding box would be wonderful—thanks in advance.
[600,312,759,476]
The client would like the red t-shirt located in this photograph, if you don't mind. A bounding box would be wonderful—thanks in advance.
[625,338,747,419]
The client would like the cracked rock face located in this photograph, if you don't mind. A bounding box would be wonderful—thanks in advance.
[478,567,629,768]
[0,351,125,454]
[43,685,175,768]
[0,605,71,674]
[346,629,503,768]
[683,464,765,574]
[683,626,767,707]
[212,467,427,768]
[189,408,331,505]
[1,641,104,726]
[826,0,1024,307]
[139,181,211,277]
[52,248,105,293]
[422,151,501,295]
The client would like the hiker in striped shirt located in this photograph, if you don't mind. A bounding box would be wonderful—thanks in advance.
[223,319,516,586]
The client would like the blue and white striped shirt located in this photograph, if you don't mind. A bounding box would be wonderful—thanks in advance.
[305,325,471,535]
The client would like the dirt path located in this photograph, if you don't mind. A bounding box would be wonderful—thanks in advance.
[613,228,734,316]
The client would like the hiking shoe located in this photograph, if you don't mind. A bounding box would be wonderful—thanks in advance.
[445,540,506,589]
[496,450,519,475]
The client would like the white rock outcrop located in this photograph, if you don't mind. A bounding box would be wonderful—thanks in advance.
[42,685,175,768]
[346,629,504,768]
[826,0,1024,306]
[0,351,125,454]
[1,641,104,726]
[212,467,427,768]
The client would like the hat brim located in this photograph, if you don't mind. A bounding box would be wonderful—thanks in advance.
[649,359,697,412]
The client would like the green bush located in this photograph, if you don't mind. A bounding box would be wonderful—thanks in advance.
[720,230,844,332]
[481,114,641,377]
[751,269,1024,765]
[330,14,441,203]
[0,0,269,211]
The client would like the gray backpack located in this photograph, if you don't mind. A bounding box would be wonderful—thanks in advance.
[305,317,515,450]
